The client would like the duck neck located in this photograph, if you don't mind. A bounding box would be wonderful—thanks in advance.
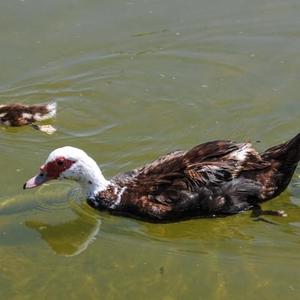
[85,171,110,199]
[77,159,111,199]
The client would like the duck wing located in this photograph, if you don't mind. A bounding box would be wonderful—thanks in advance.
[132,140,269,187]
[112,149,186,186]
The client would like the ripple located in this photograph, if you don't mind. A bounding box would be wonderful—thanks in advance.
[61,123,117,138]
[0,184,80,216]
[33,186,71,213]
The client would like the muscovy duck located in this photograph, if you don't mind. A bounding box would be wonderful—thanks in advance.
[23,133,300,222]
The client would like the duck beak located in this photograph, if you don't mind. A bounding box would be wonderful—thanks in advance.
[23,172,50,189]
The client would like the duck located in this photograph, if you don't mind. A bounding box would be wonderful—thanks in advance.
[0,102,57,134]
[23,133,300,222]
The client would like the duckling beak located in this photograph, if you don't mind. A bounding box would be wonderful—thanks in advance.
[23,172,50,189]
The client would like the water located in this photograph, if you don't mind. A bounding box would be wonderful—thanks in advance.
[1,0,300,299]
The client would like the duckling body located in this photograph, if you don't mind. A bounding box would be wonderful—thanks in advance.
[0,102,56,133]
[24,133,300,222]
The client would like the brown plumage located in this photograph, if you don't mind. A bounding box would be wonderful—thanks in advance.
[0,102,56,133]
[24,133,300,222]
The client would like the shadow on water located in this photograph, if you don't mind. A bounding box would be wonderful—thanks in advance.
[25,214,101,257]
[0,184,100,256]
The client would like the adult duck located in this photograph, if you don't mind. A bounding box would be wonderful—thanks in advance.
[0,102,56,134]
[23,133,300,222]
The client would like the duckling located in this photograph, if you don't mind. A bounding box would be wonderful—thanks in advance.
[0,102,56,134]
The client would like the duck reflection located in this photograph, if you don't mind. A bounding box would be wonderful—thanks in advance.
[25,203,101,257]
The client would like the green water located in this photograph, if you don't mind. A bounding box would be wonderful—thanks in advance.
[1,0,300,299]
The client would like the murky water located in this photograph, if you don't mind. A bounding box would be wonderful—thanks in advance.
[1,0,300,299]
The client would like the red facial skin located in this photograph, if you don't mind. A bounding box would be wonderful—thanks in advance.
[24,157,75,189]
[41,157,75,179]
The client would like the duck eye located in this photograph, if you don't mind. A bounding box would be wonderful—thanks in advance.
[57,159,64,166]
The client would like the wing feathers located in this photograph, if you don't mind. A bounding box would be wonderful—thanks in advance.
[116,140,270,208]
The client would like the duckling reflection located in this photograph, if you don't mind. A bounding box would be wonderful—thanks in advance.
[25,209,101,257]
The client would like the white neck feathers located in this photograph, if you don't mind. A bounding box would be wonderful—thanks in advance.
[76,157,110,198]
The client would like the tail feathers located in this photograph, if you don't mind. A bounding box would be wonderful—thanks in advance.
[46,102,57,114]
[35,102,57,121]
[262,133,300,166]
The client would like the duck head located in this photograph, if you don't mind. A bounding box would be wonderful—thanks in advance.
[24,146,110,197]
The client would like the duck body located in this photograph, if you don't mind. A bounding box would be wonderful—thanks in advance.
[0,102,56,133]
[24,133,300,222]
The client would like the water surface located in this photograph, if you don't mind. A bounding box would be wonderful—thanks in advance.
[1,0,300,299]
